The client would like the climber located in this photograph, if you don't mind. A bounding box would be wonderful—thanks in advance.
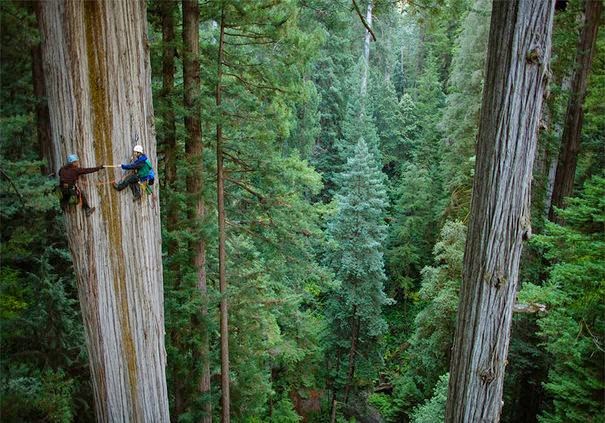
[112,145,155,201]
[58,154,105,216]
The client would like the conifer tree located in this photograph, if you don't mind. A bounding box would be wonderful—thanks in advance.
[549,0,602,221]
[334,63,383,188]
[391,221,466,419]
[325,138,390,408]
[440,0,492,219]
[412,54,445,170]
[520,175,605,423]
[369,73,404,177]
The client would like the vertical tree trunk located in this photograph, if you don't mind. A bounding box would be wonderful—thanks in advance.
[182,1,212,422]
[31,2,52,173]
[38,1,170,422]
[549,0,602,221]
[216,10,231,423]
[158,6,184,414]
[445,1,555,422]
[360,1,373,97]
[160,0,177,188]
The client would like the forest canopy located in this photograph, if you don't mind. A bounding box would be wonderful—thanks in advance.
[0,0,603,422]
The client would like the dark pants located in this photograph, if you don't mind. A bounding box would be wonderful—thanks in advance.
[115,174,141,199]
[60,185,91,211]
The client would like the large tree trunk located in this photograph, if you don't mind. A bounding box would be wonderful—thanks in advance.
[182,1,212,421]
[216,9,231,423]
[38,1,170,421]
[549,0,602,221]
[445,1,555,422]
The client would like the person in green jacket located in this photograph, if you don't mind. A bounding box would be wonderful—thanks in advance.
[113,145,155,201]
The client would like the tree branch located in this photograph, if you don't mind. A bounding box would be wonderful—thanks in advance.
[513,303,547,313]
[226,177,266,202]
[0,168,26,206]
[352,0,376,42]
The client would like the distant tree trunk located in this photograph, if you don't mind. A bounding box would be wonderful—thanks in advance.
[182,1,212,422]
[160,0,177,188]
[32,2,52,174]
[38,1,170,422]
[216,9,231,423]
[360,1,373,97]
[549,0,602,221]
[445,1,555,422]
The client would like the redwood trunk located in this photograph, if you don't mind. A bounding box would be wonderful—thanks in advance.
[160,0,177,188]
[159,5,184,414]
[549,0,602,220]
[182,1,212,421]
[216,10,231,423]
[38,1,169,421]
[445,1,555,422]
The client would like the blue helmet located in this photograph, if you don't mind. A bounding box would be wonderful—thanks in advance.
[67,154,79,164]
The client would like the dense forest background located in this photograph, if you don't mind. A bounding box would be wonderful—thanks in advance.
[1,0,603,422]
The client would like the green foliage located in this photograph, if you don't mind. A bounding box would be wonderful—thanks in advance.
[439,0,491,219]
[411,54,445,169]
[325,138,391,398]
[1,370,76,423]
[391,221,465,418]
[368,393,397,422]
[410,373,449,423]
[270,397,302,423]
[334,62,382,183]
[519,175,605,423]
[1,4,91,421]
[3,0,603,421]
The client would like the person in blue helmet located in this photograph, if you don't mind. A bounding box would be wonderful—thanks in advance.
[112,145,155,201]
[58,154,105,216]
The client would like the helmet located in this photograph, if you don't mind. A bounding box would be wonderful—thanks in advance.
[133,145,144,154]
[67,154,79,164]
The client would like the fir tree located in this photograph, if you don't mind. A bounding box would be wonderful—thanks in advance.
[325,138,391,406]
[369,73,405,178]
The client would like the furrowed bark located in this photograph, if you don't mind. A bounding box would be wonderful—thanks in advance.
[182,0,212,421]
[549,0,602,221]
[38,1,169,421]
[445,1,555,422]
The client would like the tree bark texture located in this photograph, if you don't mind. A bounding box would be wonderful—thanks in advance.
[549,0,602,220]
[38,1,169,421]
[445,1,555,422]
[182,1,212,421]
[216,10,231,423]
